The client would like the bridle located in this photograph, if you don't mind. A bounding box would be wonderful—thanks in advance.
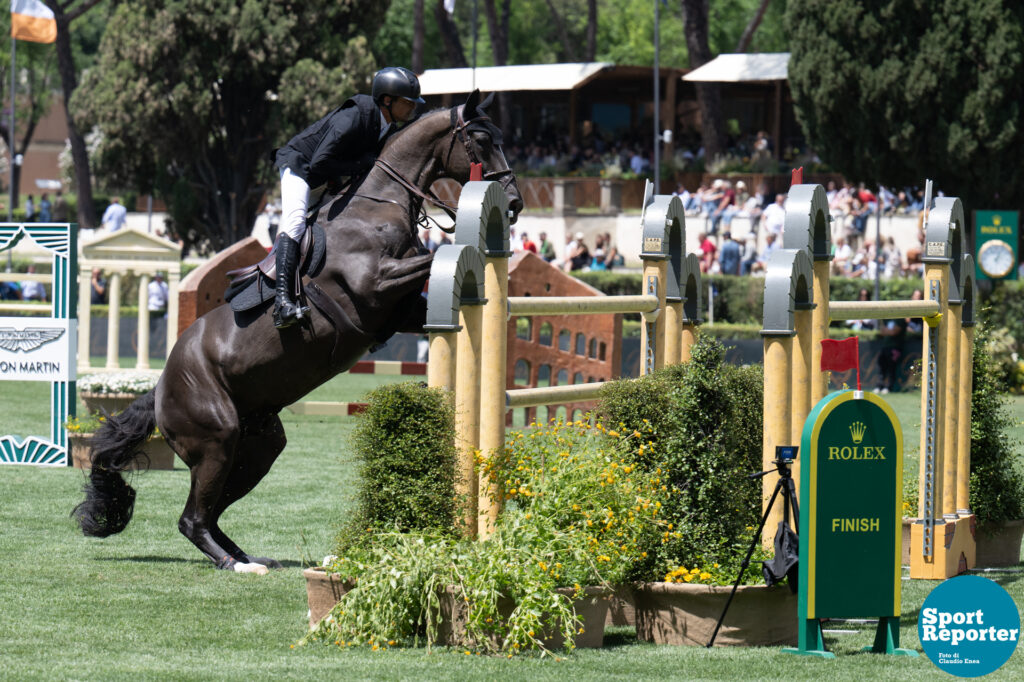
[366,104,516,231]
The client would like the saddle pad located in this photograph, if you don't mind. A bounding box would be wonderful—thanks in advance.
[225,223,327,312]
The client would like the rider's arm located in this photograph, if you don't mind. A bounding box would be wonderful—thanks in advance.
[307,107,373,185]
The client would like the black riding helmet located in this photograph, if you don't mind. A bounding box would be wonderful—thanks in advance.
[372,67,426,105]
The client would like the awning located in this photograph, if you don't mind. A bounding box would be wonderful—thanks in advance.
[682,53,790,83]
[418,62,614,95]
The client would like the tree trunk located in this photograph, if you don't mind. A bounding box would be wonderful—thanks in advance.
[735,0,772,53]
[586,0,597,61]
[482,0,511,130]
[412,0,424,73]
[435,0,468,68]
[680,0,725,161]
[50,8,97,228]
[543,0,577,62]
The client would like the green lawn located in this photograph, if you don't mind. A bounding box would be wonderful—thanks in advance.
[1,376,1022,680]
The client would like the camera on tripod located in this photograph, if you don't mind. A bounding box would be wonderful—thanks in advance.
[775,445,798,465]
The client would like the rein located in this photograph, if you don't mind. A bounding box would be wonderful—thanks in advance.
[363,105,515,233]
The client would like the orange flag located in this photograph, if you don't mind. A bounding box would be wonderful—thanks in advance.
[11,0,56,44]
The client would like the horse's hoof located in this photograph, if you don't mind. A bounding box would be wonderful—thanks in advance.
[232,561,269,575]
[248,557,283,569]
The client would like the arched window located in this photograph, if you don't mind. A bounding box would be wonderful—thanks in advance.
[555,406,568,423]
[513,359,531,386]
[573,372,584,384]
[535,405,549,425]
[575,333,586,355]
[558,329,571,351]
[538,322,553,346]
[515,318,532,340]
[589,338,598,358]
[557,369,569,386]
[537,364,552,387]
[599,341,607,361]
[572,409,585,423]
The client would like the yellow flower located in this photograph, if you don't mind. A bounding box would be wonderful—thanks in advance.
[683,574,694,582]
[700,572,712,581]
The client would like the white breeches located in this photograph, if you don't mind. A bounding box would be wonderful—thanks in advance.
[279,167,310,242]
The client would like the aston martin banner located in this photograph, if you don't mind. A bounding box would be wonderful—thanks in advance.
[0,317,76,381]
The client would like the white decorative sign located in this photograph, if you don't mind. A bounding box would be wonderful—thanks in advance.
[0,317,76,382]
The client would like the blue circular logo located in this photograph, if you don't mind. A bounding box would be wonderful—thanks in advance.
[919,575,1020,677]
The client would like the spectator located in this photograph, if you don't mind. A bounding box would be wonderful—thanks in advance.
[565,234,591,272]
[750,232,779,274]
[877,315,907,394]
[20,264,46,301]
[148,272,169,318]
[832,236,853,276]
[881,236,902,278]
[102,197,128,232]
[906,288,925,334]
[419,228,439,253]
[538,231,556,262]
[740,233,759,275]
[522,232,538,254]
[846,288,875,331]
[702,179,725,216]
[601,231,622,270]
[710,181,738,236]
[90,268,107,304]
[590,234,608,270]
[719,231,742,275]
[762,193,786,237]
[24,194,35,222]
[697,231,717,273]
[38,194,51,222]
[52,191,68,221]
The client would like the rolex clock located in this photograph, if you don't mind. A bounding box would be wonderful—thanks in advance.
[975,210,1019,281]
[978,238,1015,279]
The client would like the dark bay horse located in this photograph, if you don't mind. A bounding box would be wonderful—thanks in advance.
[73,90,523,573]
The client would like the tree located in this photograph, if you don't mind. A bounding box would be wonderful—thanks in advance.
[681,0,726,160]
[787,0,1024,209]
[75,0,387,252]
[45,0,104,229]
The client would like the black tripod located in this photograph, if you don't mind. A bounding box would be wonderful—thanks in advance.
[707,449,800,648]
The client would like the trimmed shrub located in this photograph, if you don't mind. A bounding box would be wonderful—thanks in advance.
[335,382,458,551]
[599,336,764,579]
[970,327,1024,526]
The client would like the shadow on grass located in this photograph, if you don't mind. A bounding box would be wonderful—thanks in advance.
[99,554,304,569]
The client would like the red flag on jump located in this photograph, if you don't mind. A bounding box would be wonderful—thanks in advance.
[791,166,804,186]
[821,336,860,390]
[469,163,483,181]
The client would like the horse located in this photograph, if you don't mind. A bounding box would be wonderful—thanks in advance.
[73,90,523,574]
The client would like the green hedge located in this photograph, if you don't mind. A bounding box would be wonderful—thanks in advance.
[335,382,458,552]
[599,336,764,579]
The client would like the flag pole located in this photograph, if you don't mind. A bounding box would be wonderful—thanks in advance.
[7,34,14,272]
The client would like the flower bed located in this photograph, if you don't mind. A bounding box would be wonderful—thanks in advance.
[78,372,158,415]
[68,432,176,471]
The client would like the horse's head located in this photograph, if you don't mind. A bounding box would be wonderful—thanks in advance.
[444,90,524,223]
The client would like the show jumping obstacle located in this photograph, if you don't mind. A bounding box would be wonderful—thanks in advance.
[423,180,702,537]
[760,184,976,579]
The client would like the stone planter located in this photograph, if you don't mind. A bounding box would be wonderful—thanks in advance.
[69,433,177,470]
[635,582,797,647]
[976,519,1024,567]
[80,392,142,416]
[606,584,636,627]
[303,567,355,628]
[436,585,611,649]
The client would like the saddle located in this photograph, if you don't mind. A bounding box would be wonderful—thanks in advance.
[224,222,327,312]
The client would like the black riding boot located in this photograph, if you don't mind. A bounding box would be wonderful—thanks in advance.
[272,235,309,329]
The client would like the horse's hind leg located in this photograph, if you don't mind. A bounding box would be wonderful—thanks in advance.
[208,412,287,569]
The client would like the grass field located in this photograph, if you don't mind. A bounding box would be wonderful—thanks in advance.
[1,373,1022,680]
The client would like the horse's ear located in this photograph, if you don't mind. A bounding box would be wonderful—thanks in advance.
[464,89,481,116]
[479,92,495,112]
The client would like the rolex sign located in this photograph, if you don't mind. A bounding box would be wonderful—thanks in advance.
[0,317,76,382]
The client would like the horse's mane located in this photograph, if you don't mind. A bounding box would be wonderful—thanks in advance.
[380,107,451,152]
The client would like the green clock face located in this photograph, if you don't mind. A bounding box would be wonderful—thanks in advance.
[979,239,1015,278]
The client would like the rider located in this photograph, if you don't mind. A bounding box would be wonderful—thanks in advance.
[271,66,425,329]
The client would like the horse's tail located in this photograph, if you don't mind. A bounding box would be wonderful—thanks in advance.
[72,390,158,537]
